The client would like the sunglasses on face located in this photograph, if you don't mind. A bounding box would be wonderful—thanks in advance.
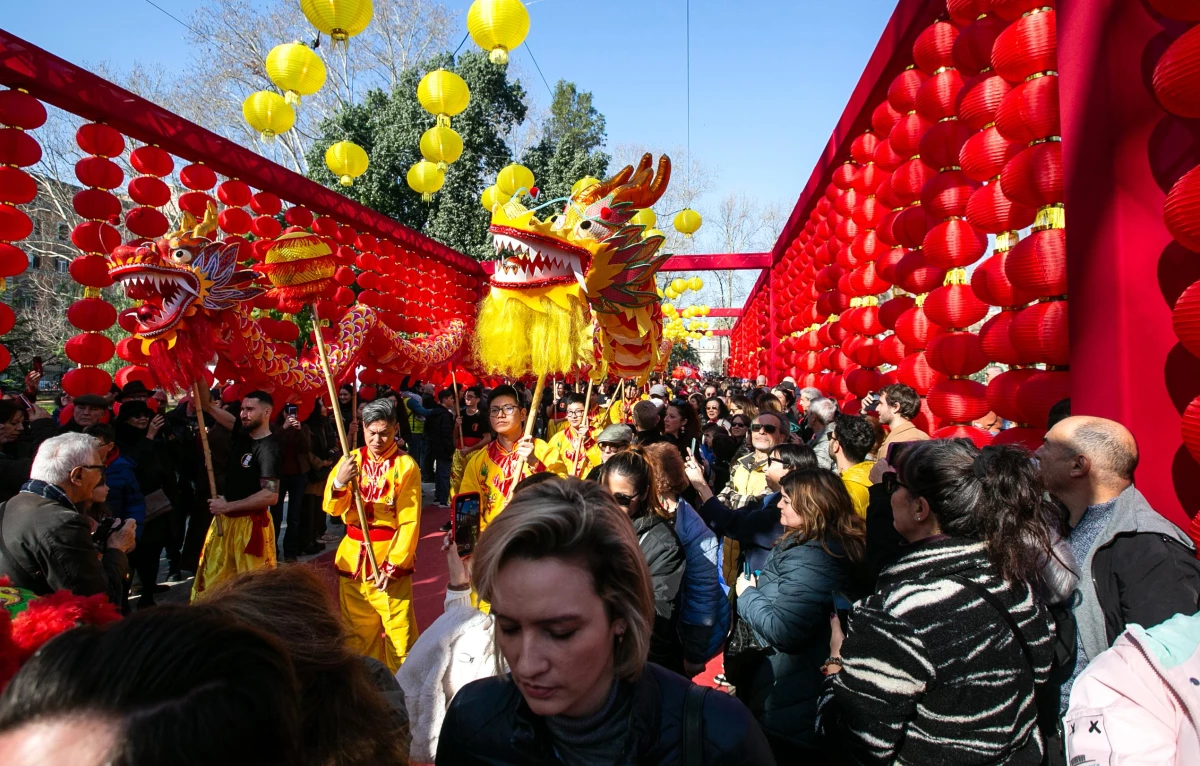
[750,422,778,435]
[731,421,748,429]
[881,473,907,496]
[766,456,784,468]
[599,442,625,452]
[611,491,639,507]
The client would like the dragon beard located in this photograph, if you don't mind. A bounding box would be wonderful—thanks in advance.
[146,313,221,395]
[472,283,592,378]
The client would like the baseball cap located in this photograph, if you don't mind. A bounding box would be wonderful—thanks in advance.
[649,384,669,397]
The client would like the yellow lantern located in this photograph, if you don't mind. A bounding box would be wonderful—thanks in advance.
[631,208,657,228]
[643,227,665,240]
[671,278,687,293]
[688,276,703,291]
[325,140,368,186]
[407,160,445,202]
[265,42,326,106]
[701,305,710,316]
[242,91,295,142]
[300,0,374,45]
[467,0,530,65]
[571,176,600,195]
[705,330,713,337]
[420,126,463,171]
[417,69,470,127]
[496,163,534,197]
[662,302,674,313]
[674,208,702,237]
[665,288,677,300]
[480,184,510,211]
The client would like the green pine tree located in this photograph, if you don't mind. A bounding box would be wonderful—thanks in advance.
[306,51,528,261]
[522,80,611,203]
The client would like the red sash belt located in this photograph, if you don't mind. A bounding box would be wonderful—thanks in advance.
[346,524,396,542]
[225,509,270,558]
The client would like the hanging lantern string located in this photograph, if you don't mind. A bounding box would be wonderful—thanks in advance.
[522,41,555,100]
[452,32,470,58]
[686,0,691,192]
[141,0,208,39]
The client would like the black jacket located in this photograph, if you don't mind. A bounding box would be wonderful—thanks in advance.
[0,488,129,605]
[632,513,687,675]
[424,403,456,460]
[0,419,61,503]
[436,664,776,765]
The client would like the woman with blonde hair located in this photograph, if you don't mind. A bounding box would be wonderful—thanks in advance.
[436,478,774,765]
[734,468,865,760]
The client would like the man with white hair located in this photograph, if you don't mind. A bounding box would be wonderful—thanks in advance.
[0,432,136,604]
[807,398,839,471]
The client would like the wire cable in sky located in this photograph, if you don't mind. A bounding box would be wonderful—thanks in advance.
[522,41,555,100]
[141,0,205,39]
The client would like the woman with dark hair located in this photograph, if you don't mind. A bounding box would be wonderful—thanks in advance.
[687,392,706,420]
[599,449,687,675]
[662,399,702,462]
[735,468,865,759]
[728,394,758,423]
[202,566,410,766]
[819,441,1058,764]
[113,400,174,607]
[0,608,303,765]
[436,478,773,765]
[305,398,341,545]
[704,397,732,430]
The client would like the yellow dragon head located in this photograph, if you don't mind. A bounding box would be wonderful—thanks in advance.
[473,154,672,381]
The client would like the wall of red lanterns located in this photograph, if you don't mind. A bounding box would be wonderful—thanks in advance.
[728,0,1065,451]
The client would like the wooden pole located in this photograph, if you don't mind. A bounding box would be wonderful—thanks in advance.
[193,381,223,537]
[450,369,464,450]
[350,371,359,450]
[505,370,547,500]
[312,308,378,581]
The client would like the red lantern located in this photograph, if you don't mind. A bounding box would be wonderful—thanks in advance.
[1165,164,1200,251]
[979,311,1024,365]
[995,75,1061,145]
[965,180,1037,235]
[178,191,216,217]
[67,298,117,331]
[1149,0,1200,20]
[128,176,172,207]
[71,220,121,255]
[988,368,1041,424]
[217,180,253,208]
[991,0,1054,21]
[922,171,979,220]
[888,68,928,114]
[251,192,283,216]
[960,126,1023,183]
[850,132,880,164]
[890,114,934,161]
[948,0,992,25]
[916,69,966,123]
[61,367,113,398]
[846,367,884,398]
[74,157,123,190]
[875,246,907,283]
[872,101,902,134]
[0,129,41,167]
[0,302,13,336]
[0,89,47,130]
[125,207,169,239]
[130,146,173,177]
[879,294,916,330]
[991,9,1056,83]
[1172,279,1200,357]
[0,243,26,279]
[1000,141,1064,212]
[72,188,121,221]
[895,305,945,349]
[957,73,1013,131]
[75,123,124,158]
[0,167,35,205]
[897,351,945,395]
[932,425,994,447]
[65,333,116,365]
[923,219,988,269]
[1010,300,1069,366]
[68,254,114,288]
[116,337,151,365]
[873,138,906,172]
[891,204,934,249]
[928,378,990,423]
[972,250,1037,307]
[927,332,990,377]
[218,207,252,235]
[953,14,1010,76]
[894,249,947,295]
[913,21,960,75]
[1016,369,1071,430]
[920,120,975,172]
[924,284,988,329]
[1182,395,1200,465]
[1005,228,1067,296]
[0,205,32,242]
[180,163,217,190]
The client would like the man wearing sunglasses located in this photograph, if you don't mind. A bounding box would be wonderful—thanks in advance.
[717,412,788,512]
[0,432,135,606]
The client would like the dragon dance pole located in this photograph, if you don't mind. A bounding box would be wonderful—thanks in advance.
[505,371,548,500]
[570,378,594,478]
[350,369,359,450]
[451,369,464,449]
[311,307,379,582]
[193,381,223,537]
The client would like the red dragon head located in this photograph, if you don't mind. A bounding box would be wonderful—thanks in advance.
[109,204,265,348]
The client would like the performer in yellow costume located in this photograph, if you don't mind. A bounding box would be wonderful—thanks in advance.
[191,391,281,602]
[546,392,602,479]
[324,399,421,672]
[457,384,561,531]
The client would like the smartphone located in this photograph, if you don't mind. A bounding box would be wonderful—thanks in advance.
[17,394,31,409]
[284,403,298,417]
[31,356,42,376]
[452,492,482,557]
[833,592,853,627]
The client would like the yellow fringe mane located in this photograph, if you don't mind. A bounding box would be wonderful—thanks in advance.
[473,284,592,377]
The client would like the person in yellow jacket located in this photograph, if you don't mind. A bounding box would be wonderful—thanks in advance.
[457,384,561,532]
[606,383,641,427]
[324,399,421,672]
[545,392,602,478]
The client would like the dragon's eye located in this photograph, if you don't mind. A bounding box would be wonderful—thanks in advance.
[171,248,193,265]
[580,220,592,231]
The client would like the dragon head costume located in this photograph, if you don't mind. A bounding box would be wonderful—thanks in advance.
[109,204,466,400]
[473,153,672,382]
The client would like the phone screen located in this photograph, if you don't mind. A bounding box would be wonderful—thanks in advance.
[452,492,482,557]
[285,404,298,417]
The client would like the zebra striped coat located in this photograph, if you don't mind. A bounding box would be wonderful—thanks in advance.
[818,536,1054,765]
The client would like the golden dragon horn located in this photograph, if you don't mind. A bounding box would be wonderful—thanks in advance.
[192,202,219,240]
[612,155,672,209]
[578,163,636,206]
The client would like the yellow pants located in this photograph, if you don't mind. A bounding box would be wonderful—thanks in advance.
[190,512,276,602]
[339,573,417,673]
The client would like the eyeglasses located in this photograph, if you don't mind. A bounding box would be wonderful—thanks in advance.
[566,409,586,417]
[598,442,625,452]
[766,456,783,467]
[731,421,749,429]
[79,464,107,478]
[750,422,778,435]
[611,491,639,507]
[489,404,519,416]
[881,473,907,496]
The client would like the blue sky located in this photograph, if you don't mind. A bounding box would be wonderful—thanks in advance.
[5,1,898,237]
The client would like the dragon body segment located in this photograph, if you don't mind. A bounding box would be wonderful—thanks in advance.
[109,207,466,402]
